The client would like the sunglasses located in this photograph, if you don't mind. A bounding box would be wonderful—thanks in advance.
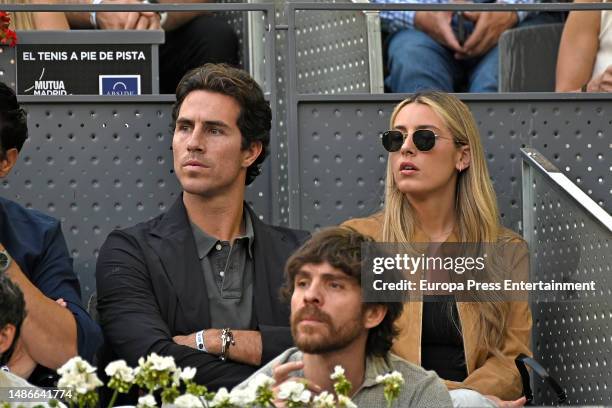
[381,129,447,152]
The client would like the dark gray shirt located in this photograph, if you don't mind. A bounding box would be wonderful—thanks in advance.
[190,211,254,329]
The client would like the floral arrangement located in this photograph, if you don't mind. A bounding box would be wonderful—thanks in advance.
[0,12,17,47]
[2,354,405,408]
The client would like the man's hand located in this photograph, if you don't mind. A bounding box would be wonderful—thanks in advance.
[414,11,462,53]
[7,337,37,379]
[94,0,161,30]
[485,395,527,408]
[586,65,612,92]
[271,361,322,408]
[173,333,196,349]
[457,11,517,58]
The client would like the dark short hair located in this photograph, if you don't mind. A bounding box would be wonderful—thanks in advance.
[281,227,402,357]
[0,82,27,158]
[0,272,26,361]
[171,63,271,185]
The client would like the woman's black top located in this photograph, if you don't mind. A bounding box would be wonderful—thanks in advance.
[421,296,468,382]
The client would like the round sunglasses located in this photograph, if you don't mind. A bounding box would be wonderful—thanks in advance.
[381,129,449,152]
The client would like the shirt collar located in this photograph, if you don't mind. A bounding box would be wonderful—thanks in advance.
[190,210,255,260]
[361,353,395,389]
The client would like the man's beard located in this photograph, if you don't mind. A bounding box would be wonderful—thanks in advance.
[291,305,364,354]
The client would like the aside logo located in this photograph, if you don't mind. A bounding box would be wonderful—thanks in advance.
[99,75,141,96]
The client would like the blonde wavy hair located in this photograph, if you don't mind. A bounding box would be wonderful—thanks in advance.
[382,91,514,357]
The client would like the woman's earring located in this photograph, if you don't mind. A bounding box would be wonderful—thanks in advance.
[458,164,463,173]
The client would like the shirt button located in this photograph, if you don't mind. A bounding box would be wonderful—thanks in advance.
[220,271,225,277]
[215,244,222,251]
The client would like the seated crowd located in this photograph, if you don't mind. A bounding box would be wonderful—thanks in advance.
[5,0,611,93]
[1,62,535,407]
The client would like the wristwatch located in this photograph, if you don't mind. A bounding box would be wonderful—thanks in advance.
[0,249,12,273]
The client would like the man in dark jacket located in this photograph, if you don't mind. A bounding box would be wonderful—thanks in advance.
[96,64,308,396]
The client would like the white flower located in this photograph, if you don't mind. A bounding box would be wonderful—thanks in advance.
[337,394,358,408]
[312,391,336,408]
[209,387,231,407]
[147,353,177,372]
[375,370,405,385]
[173,393,204,408]
[229,387,256,406]
[389,371,404,383]
[56,357,103,395]
[137,394,157,408]
[180,366,197,381]
[277,381,311,403]
[330,365,345,380]
[105,360,135,382]
[249,373,275,390]
[57,356,96,376]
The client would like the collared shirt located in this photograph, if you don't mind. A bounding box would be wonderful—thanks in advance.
[190,210,255,329]
[372,0,535,34]
[234,347,454,407]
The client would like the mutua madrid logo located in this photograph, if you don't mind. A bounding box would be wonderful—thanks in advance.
[23,68,68,95]
[99,75,141,96]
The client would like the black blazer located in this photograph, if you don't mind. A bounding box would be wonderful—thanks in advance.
[96,196,308,391]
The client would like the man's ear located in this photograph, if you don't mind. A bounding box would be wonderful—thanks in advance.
[0,324,16,355]
[242,141,263,168]
[364,304,387,330]
[0,148,18,178]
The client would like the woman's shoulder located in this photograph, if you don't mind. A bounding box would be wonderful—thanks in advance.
[497,227,525,244]
[341,212,384,240]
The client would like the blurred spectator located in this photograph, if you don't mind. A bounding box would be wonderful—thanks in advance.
[65,0,239,94]
[0,272,26,372]
[0,273,66,408]
[556,0,612,92]
[375,0,562,92]
[0,272,35,389]
[0,81,102,385]
[0,0,69,29]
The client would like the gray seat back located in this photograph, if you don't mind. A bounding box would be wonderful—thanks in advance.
[498,23,564,92]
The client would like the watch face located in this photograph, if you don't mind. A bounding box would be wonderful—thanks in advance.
[0,251,8,270]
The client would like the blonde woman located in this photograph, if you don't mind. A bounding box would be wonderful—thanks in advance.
[1,0,69,30]
[343,92,530,407]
